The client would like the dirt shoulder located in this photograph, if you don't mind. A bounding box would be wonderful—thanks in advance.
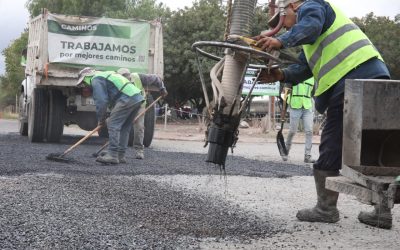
[154,122,321,145]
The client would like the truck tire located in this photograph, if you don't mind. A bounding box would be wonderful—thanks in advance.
[28,88,48,142]
[143,94,156,147]
[18,93,28,136]
[46,89,65,142]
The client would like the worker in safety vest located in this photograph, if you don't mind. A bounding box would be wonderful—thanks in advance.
[76,67,143,165]
[254,0,391,228]
[283,77,315,163]
[117,68,168,160]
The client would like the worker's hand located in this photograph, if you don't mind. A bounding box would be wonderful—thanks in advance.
[160,88,168,98]
[258,68,284,83]
[253,36,283,52]
[98,117,109,127]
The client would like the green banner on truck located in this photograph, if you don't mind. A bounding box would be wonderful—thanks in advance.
[47,13,150,72]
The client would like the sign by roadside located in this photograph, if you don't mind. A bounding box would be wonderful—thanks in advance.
[242,68,280,96]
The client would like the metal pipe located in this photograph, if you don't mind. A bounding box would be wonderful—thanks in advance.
[206,0,257,167]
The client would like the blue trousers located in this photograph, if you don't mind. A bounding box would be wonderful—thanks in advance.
[107,98,142,155]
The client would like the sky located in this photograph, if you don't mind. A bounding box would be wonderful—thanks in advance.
[0,0,399,75]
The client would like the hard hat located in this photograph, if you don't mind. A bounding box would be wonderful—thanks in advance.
[268,0,301,28]
[77,67,96,85]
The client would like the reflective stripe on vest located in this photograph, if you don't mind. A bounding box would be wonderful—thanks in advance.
[287,78,314,109]
[92,71,141,97]
[302,2,383,96]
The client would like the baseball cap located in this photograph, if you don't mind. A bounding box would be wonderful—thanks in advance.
[77,67,96,85]
[117,68,131,78]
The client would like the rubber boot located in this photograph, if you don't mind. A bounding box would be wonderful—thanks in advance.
[118,152,126,164]
[96,151,119,164]
[358,203,392,229]
[296,169,340,223]
[304,155,316,163]
[282,145,291,161]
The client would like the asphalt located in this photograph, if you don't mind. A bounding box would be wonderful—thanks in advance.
[0,122,312,249]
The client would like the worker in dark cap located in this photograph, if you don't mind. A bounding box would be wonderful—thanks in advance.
[77,67,143,164]
[253,0,391,229]
[117,68,168,160]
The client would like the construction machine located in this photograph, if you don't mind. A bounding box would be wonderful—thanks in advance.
[192,0,399,216]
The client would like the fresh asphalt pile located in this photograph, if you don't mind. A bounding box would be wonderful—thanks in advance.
[0,132,312,249]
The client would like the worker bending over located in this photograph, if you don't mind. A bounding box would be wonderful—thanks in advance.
[77,68,143,164]
[117,68,168,160]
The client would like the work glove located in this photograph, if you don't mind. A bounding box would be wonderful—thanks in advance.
[258,68,284,83]
[252,35,283,52]
[160,88,168,98]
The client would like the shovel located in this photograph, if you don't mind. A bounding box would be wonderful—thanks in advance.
[277,87,291,157]
[46,125,102,163]
[92,95,163,157]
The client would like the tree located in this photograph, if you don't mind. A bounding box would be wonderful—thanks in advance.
[352,13,400,79]
[163,0,226,111]
[0,32,28,108]
[26,0,126,17]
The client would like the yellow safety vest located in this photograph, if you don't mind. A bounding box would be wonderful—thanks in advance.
[303,2,383,96]
[288,78,314,109]
[88,71,141,97]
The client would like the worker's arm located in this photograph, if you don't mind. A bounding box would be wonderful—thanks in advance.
[281,51,313,85]
[277,1,326,48]
[91,77,110,124]
[139,74,168,97]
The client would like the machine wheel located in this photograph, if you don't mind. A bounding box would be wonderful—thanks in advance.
[18,93,28,136]
[46,89,65,142]
[143,94,156,147]
[28,88,48,142]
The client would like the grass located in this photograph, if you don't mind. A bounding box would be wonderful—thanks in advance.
[0,112,18,120]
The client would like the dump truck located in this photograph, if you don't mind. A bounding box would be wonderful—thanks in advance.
[18,9,163,146]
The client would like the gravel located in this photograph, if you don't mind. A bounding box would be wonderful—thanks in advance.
[0,129,311,249]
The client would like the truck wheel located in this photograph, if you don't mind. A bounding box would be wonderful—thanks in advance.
[28,88,48,142]
[46,89,65,142]
[143,94,156,147]
[18,93,28,136]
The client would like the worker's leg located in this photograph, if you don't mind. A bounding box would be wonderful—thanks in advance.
[119,101,141,155]
[97,99,138,164]
[358,199,392,229]
[303,108,315,163]
[286,108,301,155]
[133,106,145,159]
[296,98,343,223]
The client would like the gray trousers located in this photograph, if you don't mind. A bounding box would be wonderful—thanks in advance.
[286,107,314,156]
[133,105,145,150]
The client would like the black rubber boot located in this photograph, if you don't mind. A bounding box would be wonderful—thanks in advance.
[358,203,392,229]
[296,169,340,223]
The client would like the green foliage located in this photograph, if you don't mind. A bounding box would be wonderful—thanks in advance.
[0,32,28,108]
[163,0,226,109]
[352,13,400,79]
[26,0,126,17]
[109,0,171,21]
